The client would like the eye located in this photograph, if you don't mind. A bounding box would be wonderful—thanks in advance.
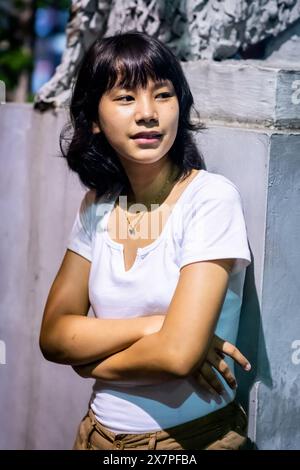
[116,95,134,102]
[156,92,172,99]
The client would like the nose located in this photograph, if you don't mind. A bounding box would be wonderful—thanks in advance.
[134,96,158,123]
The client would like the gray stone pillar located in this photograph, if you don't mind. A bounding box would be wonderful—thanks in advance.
[182,59,300,449]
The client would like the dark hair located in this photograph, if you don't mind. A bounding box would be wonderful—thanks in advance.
[60,30,206,199]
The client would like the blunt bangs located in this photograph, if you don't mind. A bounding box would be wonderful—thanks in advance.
[90,32,186,104]
[100,50,167,93]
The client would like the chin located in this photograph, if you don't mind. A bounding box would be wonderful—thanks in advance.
[121,151,168,164]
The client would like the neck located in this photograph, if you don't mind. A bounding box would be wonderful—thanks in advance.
[120,157,179,210]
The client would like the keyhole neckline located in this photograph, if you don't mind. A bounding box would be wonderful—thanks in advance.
[103,169,206,273]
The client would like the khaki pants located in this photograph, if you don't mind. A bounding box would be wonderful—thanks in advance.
[73,400,250,450]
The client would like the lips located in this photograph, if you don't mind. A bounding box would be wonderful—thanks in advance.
[131,132,162,139]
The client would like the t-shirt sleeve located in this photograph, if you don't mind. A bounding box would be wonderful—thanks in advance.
[66,190,96,262]
[179,181,251,275]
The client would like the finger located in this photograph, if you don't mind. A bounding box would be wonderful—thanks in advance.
[193,371,220,398]
[197,362,225,395]
[206,351,237,389]
[213,336,251,371]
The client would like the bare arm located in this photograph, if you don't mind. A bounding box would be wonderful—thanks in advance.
[73,259,236,380]
[73,332,251,388]
[39,249,165,366]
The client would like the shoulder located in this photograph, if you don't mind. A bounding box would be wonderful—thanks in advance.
[79,185,122,234]
[77,189,102,236]
[187,170,242,204]
[80,188,112,214]
[81,188,97,208]
[78,189,98,219]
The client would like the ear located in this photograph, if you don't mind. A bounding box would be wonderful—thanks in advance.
[92,122,101,134]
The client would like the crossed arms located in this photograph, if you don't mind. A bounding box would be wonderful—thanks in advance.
[39,249,251,393]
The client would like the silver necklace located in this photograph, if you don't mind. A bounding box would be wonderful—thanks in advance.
[125,166,179,237]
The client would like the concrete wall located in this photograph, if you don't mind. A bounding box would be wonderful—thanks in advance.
[184,59,300,448]
[0,58,300,449]
[0,104,93,450]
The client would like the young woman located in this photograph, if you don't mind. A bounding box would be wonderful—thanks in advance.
[39,31,252,450]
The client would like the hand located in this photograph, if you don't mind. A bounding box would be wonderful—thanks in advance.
[192,334,251,396]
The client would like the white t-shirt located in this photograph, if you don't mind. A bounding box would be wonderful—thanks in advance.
[67,169,251,434]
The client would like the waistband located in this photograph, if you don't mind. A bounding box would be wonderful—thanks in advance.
[87,400,247,449]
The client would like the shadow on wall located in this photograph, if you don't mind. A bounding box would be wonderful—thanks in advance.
[235,248,272,449]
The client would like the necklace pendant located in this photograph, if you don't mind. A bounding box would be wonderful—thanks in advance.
[128,227,135,235]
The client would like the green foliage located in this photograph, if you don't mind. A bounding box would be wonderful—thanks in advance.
[0,0,34,93]
[27,90,35,103]
[36,0,70,10]
[0,0,69,97]
[0,48,33,89]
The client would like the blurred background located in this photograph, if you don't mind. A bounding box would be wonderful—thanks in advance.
[0,0,283,104]
[0,0,68,102]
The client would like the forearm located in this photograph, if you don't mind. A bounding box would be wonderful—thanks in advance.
[73,332,182,384]
[40,315,153,366]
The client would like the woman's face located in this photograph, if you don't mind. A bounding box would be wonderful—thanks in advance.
[94,78,179,165]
